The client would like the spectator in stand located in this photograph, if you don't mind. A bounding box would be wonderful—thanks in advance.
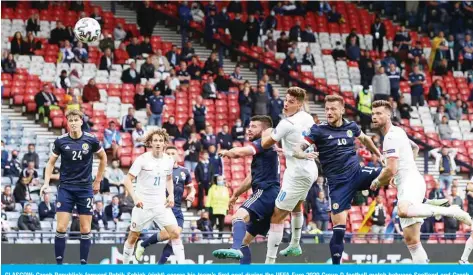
[4,150,21,179]
[13,174,32,206]
[229,12,246,45]
[215,68,229,92]
[193,96,207,132]
[121,61,141,85]
[429,181,446,200]
[434,58,449,76]
[19,163,39,189]
[140,36,153,55]
[154,76,173,97]
[184,133,202,172]
[230,65,245,87]
[92,201,107,231]
[327,5,343,23]
[357,86,373,133]
[371,15,386,53]
[398,96,412,119]
[302,25,316,43]
[263,10,277,33]
[252,83,269,116]
[204,8,217,46]
[262,74,273,98]
[121,107,138,133]
[177,61,191,86]
[90,7,103,26]
[59,40,75,64]
[163,116,181,140]
[313,114,320,124]
[430,147,457,191]
[391,101,401,123]
[216,6,230,32]
[137,1,158,37]
[203,76,218,99]
[203,126,217,150]
[34,84,58,119]
[113,23,127,42]
[312,190,329,231]
[55,70,71,90]
[118,190,134,214]
[206,175,229,238]
[438,116,453,140]
[38,193,56,221]
[22,144,39,169]
[302,46,316,66]
[447,99,463,121]
[72,41,88,63]
[1,53,16,75]
[132,122,146,148]
[232,119,245,143]
[104,121,122,160]
[99,47,113,71]
[462,35,473,72]
[152,49,171,76]
[105,196,122,223]
[182,118,196,140]
[332,41,347,61]
[197,211,213,238]
[408,41,424,63]
[347,36,361,62]
[69,70,82,89]
[23,32,42,56]
[269,89,284,126]
[191,2,205,23]
[393,25,411,54]
[140,56,155,80]
[188,56,202,80]
[264,32,277,52]
[181,41,195,62]
[127,37,143,59]
[217,124,233,150]
[147,89,165,127]
[82,78,100,103]
[281,51,298,73]
[277,32,290,53]
[106,159,125,187]
[289,19,302,42]
[467,181,473,218]
[166,45,180,67]
[99,34,115,52]
[1,185,15,212]
[239,84,253,127]
[49,21,69,45]
[246,14,260,47]
[428,79,445,101]
[195,152,214,210]
[208,145,222,176]
[408,65,426,107]
[371,195,387,240]
[203,51,219,75]
[133,86,147,111]
[26,13,40,35]
[17,204,41,231]
[386,63,401,101]
[372,66,390,101]
[345,28,360,47]
[434,105,448,125]
[169,69,181,90]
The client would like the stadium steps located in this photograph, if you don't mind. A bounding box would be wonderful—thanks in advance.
[94,1,327,121]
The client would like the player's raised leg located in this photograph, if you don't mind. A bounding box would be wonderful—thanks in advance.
[213,207,250,259]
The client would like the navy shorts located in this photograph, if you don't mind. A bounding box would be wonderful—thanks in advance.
[240,185,280,237]
[172,208,184,228]
[327,166,382,214]
[56,185,94,215]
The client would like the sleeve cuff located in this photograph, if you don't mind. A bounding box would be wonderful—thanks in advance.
[51,152,59,157]
[249,144,257,155]
[304,137,314,145]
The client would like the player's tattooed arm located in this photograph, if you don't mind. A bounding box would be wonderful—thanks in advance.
[409,139,419,159]
[357,132,382,159]
[40,154,59,196]
[124,173,143,208]
[292,142,318,160]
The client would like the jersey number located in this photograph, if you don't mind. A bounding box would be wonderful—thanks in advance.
[337,138,347,145]
[86,198,92,208]
[154,177,161,186]
[72,151,83,160]
[174,176,179,184]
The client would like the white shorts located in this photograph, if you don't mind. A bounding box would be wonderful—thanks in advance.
[275,171,317,211]
[130,206,177,232]
[396,174,427,229]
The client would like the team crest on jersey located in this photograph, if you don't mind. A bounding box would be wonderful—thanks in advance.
[332,203,339,210]
[56,202,61,208]
[180,171,186,180]
[346,130,353,137]
[82,143,89,154]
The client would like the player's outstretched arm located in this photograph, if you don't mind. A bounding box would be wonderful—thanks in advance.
[124,173,143,208]
[41,154,59,196]
[292,142,318,160]
[219,146,255,158]
[261,127,278,149]
[371,157,398,190]
[165,174,174,208]
[357,132,382,159]
[93,150,108,194]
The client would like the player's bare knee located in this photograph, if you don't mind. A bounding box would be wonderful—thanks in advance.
[127,231,140,244]
[403,234,420,246]
[168,230,180,240]
[160,229,170,241]
[397,205,409,218]
[232,208,249,222]
[270,207,288,224]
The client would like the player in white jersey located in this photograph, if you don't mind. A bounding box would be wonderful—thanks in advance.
[370,100,472,264]
[261,87,319,263]
[121,129,185,264]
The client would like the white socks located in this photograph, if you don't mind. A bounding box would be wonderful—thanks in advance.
[407,243,429,264]
[461,236,473,262]
[171,238,186,264]
[122,241,135,264]
[290,212,304,246]
[406,203,455,218]
[265,223,284,264]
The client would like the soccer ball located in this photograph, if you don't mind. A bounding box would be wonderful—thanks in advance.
[74,17,101,43]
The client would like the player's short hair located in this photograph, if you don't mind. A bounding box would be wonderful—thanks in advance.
[287,87,306,102]
[372,100,393,112]
[324,94,345,106]
[166,146,178,151]
[65,109,84,119]
[251,115,273,129]
[143,128,170,147]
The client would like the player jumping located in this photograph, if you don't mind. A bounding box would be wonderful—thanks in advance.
[41,109,108,265]
[134,145,195,263]
[121,129,186,264]
[369,100,472,263]
[259,87,318,263]
[212,115,280,264]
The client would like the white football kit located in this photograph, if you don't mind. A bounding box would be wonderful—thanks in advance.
[128,152,177,232]
[271,111,318,211]
[383,125,426,229]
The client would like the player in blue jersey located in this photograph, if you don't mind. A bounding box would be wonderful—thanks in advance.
[292,95,383,265]
[40,109,108,265]
[134,145,196,263]
[212,115,280,264]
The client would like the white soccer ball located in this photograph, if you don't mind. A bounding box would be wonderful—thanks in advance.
[74,17,101,43]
